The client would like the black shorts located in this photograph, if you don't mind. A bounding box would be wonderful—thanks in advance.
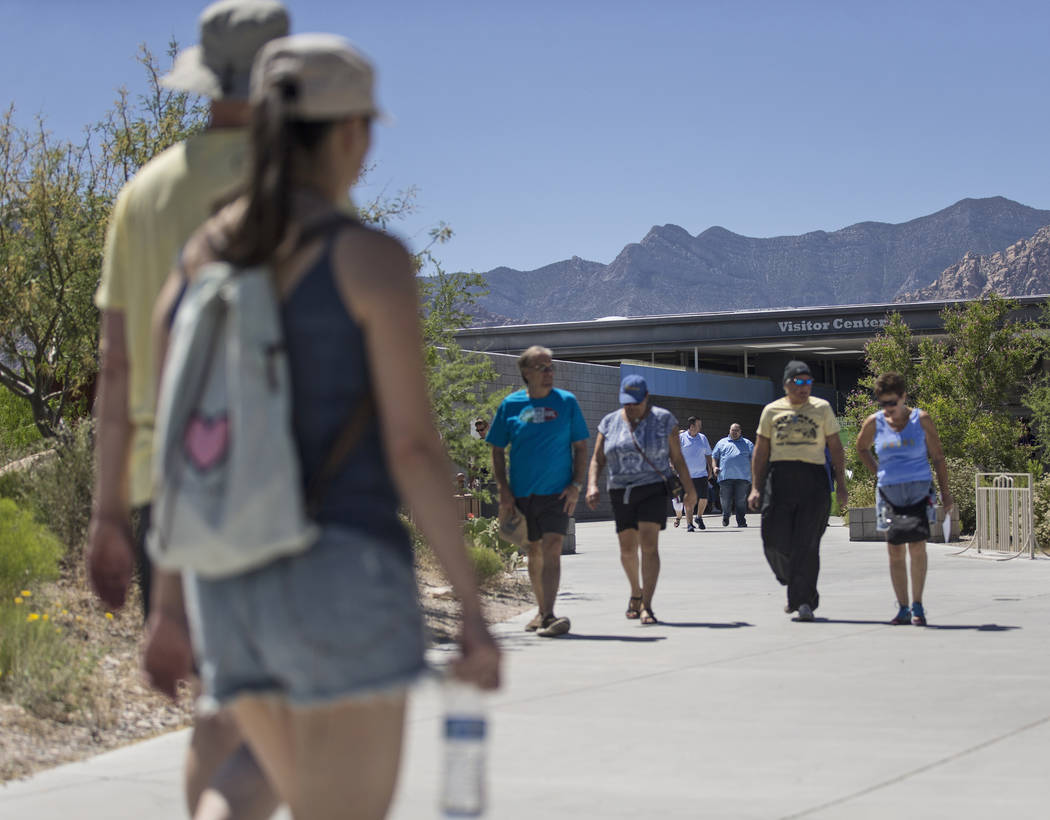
[515,493,570,543]
[609,481,668,533]
[132,503,152,620]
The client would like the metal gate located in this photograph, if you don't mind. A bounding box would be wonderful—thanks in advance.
[964,473,1039,560]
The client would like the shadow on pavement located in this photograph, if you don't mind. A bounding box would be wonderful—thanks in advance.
[560,633,666,643]
[803,618,1020,632]
[657,621,754,629]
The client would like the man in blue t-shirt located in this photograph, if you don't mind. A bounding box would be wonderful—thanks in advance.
[487,345,590,637]
[712,423,755,527]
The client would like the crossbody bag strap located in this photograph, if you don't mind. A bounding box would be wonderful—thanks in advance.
[626,410,670,480]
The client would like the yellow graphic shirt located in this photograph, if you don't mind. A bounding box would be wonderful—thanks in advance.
[757,395,840,465]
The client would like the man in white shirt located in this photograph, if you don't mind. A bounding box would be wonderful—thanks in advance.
[678,416,715,531]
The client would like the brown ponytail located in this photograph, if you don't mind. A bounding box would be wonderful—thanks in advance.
[221,80,334,267]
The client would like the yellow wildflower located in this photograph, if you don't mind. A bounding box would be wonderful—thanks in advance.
[13,597,23,605]
[62,610,69,616]
[20,590,31,597]
[27,613,40,622]
[42,613,49,621]
[75,615,83,622]
[105,612,114,620]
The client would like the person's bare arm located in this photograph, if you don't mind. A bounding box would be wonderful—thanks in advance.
[491,445,513,513]
[826,431,849,509]
[920,411,954,512]
[748,435,771,511]
[336,227,498,689]
[86,310,136,610]
[669,432,698,510]
[559,439,588,514]
[705,452,715,481]
[586,432,606,510]
[855,414,879,475]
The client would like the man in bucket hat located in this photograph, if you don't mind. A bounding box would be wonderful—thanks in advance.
[748,361,848,622]
[87,2,288,817]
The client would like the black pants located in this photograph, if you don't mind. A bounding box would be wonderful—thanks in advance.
[760,462,830,611]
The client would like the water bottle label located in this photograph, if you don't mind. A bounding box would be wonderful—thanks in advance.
[445,716,486,740]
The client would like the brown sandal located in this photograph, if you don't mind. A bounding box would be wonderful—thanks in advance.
[640,606,658,625]
[626,596,643,619]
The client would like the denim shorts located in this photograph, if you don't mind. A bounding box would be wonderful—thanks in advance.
[184,525,426,712]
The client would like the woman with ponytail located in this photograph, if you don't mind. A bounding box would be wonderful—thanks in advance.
[151,34,500,819]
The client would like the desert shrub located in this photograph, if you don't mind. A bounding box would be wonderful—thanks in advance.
[0,598,98,721]
[1033,475,1050,551]
[0,390,43,461]
[15,420,95,559]
[945,457,977,534]
[466,543,505,588]
[0,498,64,595]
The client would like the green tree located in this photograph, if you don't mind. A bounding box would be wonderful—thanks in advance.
[0,44,205,438]
[416,227,504,480]
[846,295,1043,511]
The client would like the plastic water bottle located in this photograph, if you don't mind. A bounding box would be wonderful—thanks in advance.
[441,678,487,817]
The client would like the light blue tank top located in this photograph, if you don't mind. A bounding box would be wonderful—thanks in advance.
[875,408,932,487]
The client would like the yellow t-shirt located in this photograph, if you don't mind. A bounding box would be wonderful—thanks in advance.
[94,129,248,505]
[757,395,840,465]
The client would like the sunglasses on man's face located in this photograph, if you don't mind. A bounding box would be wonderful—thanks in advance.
[791,378,813,386]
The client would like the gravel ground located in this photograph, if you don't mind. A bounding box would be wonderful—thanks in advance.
[0,562,531,783]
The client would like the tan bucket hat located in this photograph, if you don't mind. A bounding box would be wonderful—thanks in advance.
[250,33,386,121]
[161,0,290,100]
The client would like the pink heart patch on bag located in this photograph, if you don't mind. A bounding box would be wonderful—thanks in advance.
[183,413,230,472]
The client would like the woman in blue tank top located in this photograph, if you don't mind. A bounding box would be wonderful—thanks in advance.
[856,372,953,627]
[148,34,500,818]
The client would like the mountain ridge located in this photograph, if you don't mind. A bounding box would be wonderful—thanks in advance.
[468,197,1050,325]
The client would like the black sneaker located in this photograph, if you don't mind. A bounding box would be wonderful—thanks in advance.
[695,517,706,530]
[722,518,730,527]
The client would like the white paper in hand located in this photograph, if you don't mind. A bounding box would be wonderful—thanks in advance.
[942,514,952,543]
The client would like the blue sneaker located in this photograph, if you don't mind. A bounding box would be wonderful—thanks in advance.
[890,604,911,625]
[911,602,927,626]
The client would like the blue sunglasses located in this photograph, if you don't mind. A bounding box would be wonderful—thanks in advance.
[791,377,814,386]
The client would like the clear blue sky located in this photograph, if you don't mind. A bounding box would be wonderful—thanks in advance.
[2,0,1048,275]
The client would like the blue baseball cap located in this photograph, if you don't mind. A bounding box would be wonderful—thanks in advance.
[619,374,649,404]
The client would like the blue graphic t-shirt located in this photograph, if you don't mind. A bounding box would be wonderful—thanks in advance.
[598,406,678,490]
[486,388,590,497]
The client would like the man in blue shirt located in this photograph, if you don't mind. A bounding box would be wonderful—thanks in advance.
[712,423,754,527]
[487,346,590,637]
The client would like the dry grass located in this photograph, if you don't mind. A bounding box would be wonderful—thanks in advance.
[0,555,531,784]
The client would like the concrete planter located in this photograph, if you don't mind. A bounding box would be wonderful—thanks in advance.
[848,505,959,543]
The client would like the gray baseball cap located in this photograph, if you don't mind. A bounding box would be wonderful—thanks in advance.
[250,33,386,121]
[161,0,290,100]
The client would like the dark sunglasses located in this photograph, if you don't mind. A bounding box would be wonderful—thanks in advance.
[791,378,813,386]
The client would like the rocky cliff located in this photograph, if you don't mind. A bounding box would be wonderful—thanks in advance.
[468,197,1050,325]
[897,225,1050,301]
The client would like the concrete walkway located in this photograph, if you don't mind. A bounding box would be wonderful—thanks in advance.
[2,516,1049,819]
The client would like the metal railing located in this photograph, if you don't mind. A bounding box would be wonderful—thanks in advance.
[962,473,1039,560]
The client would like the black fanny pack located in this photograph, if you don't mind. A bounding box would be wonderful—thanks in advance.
[878,488,931,544]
